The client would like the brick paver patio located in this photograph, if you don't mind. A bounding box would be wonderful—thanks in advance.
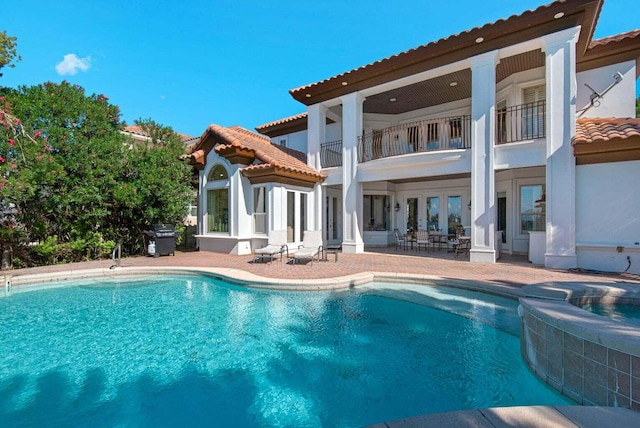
[7,247,639,289]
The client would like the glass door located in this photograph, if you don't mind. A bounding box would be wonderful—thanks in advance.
[325,189,342,245]
[447,196,462,235]
[426,196,440,232]
[406,197,419,234]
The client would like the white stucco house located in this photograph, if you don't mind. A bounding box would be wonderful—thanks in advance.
[187,0,640,274]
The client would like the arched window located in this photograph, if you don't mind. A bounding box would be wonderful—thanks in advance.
[206,164,229,233]
[208,165,228,181]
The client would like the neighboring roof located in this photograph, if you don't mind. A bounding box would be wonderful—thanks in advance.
[289,0,604,106]
[123,125,197,143]
[573,118,640,164]
[185,125,325,188]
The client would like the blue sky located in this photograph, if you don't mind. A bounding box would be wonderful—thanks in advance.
[2,0,638,138]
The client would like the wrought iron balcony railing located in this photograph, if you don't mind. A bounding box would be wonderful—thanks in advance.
[357,115,471,163]
[320,139,343,168]
[496,100,546,144]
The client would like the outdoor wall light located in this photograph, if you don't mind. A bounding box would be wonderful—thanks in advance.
[395,203,400,212]
[468,200,472,210]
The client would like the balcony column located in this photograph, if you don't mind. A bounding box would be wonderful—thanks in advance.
[340,92,365,253]
[307,104,327,231]
[469,50,499,263]
[542,27,579,269]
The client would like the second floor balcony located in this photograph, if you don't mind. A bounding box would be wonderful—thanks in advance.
[318,101,546,168]
[358,116,471,163]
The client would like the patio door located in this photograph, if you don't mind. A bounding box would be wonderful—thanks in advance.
[325,189,342,246]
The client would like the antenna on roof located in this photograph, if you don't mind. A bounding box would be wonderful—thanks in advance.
[578,72,624,117]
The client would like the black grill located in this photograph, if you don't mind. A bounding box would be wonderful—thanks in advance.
[144,224,179,257]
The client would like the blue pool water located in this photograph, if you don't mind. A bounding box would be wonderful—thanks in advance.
[577,301,640,325]
[0,275,570,427]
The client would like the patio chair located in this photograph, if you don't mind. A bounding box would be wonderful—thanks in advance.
[292,230,324,265]
[252,230,288,263]
[394,229,408,250]
[415,230,431,251]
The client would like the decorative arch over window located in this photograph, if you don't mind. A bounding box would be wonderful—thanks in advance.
[208,164,228,181]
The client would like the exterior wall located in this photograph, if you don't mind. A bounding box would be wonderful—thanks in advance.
[272,130,306,153]
[577,60,636,119]
[576,160,640,274]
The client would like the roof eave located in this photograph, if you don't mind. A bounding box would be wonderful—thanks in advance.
[289,0,602,106]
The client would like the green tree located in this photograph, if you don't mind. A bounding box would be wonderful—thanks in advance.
[0,31,21,74]
[636,96,639,118]
[1,82,194,267]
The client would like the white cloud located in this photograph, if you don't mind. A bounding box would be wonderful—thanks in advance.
[55,54,91,76]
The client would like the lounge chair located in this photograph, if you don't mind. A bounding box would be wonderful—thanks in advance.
[252,230,288,263]
[292,230,324,265]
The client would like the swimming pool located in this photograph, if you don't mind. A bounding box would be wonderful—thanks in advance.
[0,274,570,427]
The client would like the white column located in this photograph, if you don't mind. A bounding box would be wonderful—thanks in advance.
[307,104,327,233]
[340,92,365,253]
[542,27,579,269]
[469,50,499,263]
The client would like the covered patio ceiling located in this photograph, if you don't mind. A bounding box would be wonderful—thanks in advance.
[337,49,545,116]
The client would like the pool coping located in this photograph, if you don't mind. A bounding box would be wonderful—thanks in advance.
[4,265,526,300]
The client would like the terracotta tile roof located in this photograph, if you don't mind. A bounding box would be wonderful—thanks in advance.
[589,29,640,48]
[573,118,640,145]
[187,124,325,184]
[255,113,307,131]
[289,0,603,105]
[123,125,197,143]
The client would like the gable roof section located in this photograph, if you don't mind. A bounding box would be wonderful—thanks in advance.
[290,0,603,106]
[573,118,640,165]
[579,29,640,73]
[186,124,325,188]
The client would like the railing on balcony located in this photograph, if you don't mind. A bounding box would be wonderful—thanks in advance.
[357,115,471,163]
[496,100,546,144]
[320,139,343,168]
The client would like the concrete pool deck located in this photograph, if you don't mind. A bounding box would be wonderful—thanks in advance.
[4,249,640,427]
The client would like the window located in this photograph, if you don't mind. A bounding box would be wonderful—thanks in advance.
[208,164,228,181]
[520,184,545,233]
[523,86,545,139]
[300,193,307,236]
[496,100,507,143]
[206,164,229,233]
[447,196,462,235]
[279,138,287,148]
[188,196,198,217]
[207,189,228,232]
[287,191,296,242]
[426,197,439,231]
[364,195,389,231]
[253,187,266,234]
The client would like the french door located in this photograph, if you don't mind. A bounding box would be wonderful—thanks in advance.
[325,189,342,246]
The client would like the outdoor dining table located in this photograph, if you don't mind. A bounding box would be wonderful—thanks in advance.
[429,231,454,250]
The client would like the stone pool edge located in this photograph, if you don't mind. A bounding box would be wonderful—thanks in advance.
[520,281,640,410]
